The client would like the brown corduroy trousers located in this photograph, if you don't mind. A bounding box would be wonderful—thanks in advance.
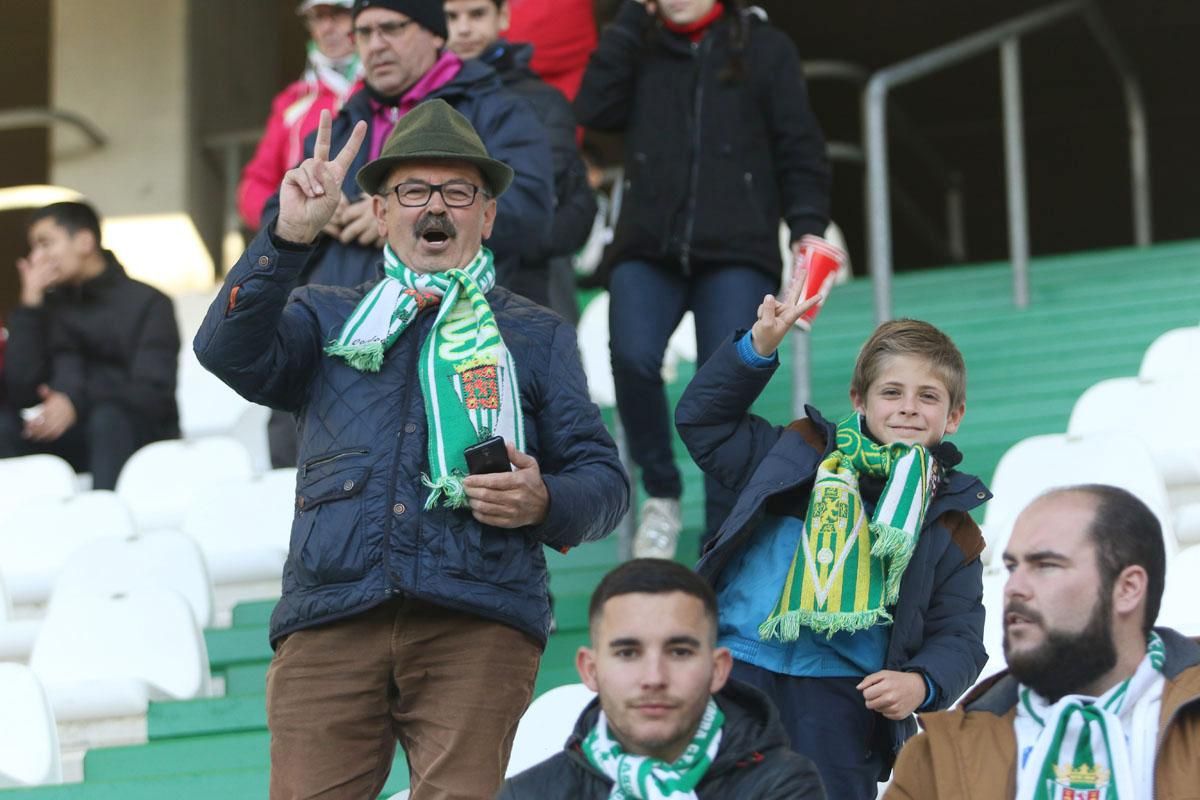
[266,596,541,800]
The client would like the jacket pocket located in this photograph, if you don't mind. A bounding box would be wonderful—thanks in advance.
[290,456,372,587]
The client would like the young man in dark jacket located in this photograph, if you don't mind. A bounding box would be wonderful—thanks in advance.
[196,102,627,799]
[498,558,826,798]
[1,201,179,490]
[675,286,989,799]
[259,0,556,467]
[444,0,597,322]
[575,0,831,558]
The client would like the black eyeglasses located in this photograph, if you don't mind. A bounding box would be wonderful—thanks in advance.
[389,181,485,208]
[352,19,415,41]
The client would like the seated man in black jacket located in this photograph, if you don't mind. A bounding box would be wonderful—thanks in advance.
[499,558,826,799]
[0,201,180,490]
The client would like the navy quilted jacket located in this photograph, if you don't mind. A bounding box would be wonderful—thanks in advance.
[675,336,992,762]
[194,230,629,646]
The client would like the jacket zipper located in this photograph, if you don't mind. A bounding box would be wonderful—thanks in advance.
[679,37,710,277]
[386,317,424,595]
[301,448,368,477]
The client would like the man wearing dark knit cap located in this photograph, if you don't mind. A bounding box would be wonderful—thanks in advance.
[260,0,555,469]
[196,103,626,799]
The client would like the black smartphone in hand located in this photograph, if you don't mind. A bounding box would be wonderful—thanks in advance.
[464,435,511,475]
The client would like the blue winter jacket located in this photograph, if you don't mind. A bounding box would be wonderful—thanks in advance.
[261,59,555,290]
[194,230,629,646]
[675,334,991,760]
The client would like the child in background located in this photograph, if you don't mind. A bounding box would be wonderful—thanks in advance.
[675,278,990,799]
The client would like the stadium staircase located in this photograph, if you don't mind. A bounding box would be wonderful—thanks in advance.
[1,239,1197,798]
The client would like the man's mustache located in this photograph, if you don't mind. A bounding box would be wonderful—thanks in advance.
[414,213,457,239]
[1004,600,1044,627]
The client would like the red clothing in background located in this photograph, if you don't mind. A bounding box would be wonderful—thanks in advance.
[504,0,596,101]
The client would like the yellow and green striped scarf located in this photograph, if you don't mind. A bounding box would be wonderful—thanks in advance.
[325,245,523,509]
[759,413,939,640]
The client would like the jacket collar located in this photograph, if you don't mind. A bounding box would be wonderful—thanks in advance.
[963,628,1200,717]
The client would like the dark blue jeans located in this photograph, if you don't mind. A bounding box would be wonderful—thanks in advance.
[608,259,776,541]
[732,661,887,800]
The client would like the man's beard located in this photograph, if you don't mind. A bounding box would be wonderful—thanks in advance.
[1003,590,1118,703]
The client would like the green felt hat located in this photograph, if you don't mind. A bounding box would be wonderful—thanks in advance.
[355,99,514,198]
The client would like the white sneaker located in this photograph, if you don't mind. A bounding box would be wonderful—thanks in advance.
[633,497,682,559]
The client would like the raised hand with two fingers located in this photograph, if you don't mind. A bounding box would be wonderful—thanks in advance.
[747,267,824,358]
[275,110,368,246]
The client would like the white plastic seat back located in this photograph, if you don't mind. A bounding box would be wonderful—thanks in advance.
[1139,326,1200,382]
[577,293,615,408]
[0,663,62,787]
[0,454,77,516]
[116,436,254,530]
[1158,544,1200,637]
[181,468,297,584]
[0,490,135,606]
[981,432,1176,567]
[973,571,1009,694]
[173,288,219,343]
[177,348,272,471]
[505,683,596,778]
[1069,377,1200,488]
[30,587,209,721]
[50,531,215,628]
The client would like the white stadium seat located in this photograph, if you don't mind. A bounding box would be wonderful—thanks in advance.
[1068,376,1200,491]
[0,454,77,516]
[1139,326,1200,383]
[0,569,40,663]
[181,468,297,585]
[505,683,596,778]
[177,348,271,472]
[49,531,215,628]
[116,436,254,531]
[0,663,62,787]
[981,432,1178,568]
[1157,544,1200,637]
[30,587,210,721]
[0,490,135,606]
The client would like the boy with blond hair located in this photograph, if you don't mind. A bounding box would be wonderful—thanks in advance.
[675,279,990,799]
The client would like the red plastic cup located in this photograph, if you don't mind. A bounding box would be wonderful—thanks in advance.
[791,234,846,331]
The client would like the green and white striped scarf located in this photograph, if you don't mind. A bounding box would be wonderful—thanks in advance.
[325,245,524,509]
[1015,632,1166,800]
[759,412,939,640]
[583,699,724,800]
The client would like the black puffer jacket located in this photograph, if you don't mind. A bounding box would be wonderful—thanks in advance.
[497,681,826,799]
[574,1,830,278]
[4,251,179,435]
[194,229,629,647]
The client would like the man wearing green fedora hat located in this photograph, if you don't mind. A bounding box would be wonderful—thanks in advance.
[195,105,629,799]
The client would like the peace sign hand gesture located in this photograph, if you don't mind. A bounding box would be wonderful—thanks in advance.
[748,268,824,358]
[275,111,369,246]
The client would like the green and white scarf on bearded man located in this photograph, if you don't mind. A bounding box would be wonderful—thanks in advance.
[759,412,939,640]
[325,244,524,509]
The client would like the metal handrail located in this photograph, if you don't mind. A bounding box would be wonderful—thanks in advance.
[864,0,1151,322]
[0,107,106,147]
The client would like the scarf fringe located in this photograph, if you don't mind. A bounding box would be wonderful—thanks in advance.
[324,340,385,373]
[871,521,918,605]
[759,606,892,642]
[422,473,469,510]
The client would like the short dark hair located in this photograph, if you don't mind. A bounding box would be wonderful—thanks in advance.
[588,559,718,637]
[29,201,103,249]
[1053,484,1166,635]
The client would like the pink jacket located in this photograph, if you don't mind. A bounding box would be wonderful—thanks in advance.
[237,75,362,230]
